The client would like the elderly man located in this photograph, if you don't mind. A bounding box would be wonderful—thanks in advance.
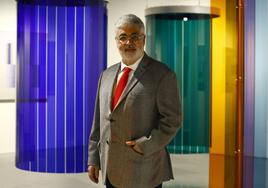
[87,14,182,188]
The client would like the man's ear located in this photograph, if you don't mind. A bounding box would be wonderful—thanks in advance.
[143,35,146,44]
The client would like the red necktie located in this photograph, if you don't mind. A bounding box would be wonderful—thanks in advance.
[112,67,132,110]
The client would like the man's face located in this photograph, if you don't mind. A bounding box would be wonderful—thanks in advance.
[115,24,145,65]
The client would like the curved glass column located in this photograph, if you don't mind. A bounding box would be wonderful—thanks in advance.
[254,0,268,159]
[253,0,268,186]
[146,10,212,154]
[16,0,107,172]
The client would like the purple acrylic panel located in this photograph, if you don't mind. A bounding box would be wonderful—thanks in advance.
[244,0,255,157]
[16,0,107,173]
[243,0,255,187]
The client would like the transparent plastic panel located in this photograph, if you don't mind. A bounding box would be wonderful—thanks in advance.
[16,0,107,173]
[146,14,211,154]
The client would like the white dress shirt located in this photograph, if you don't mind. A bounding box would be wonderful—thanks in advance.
[116,55,144,85]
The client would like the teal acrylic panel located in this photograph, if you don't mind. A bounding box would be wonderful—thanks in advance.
[146,14,211,154]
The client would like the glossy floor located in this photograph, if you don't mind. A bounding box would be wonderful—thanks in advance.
[3,153,267,187]
[0,153,208,188]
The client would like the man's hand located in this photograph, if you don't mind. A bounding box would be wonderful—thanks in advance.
[88,165,99,184]
[126,140,143,155]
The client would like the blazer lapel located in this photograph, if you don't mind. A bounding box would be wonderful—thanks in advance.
[113,54,151,111]
[107,64,121,113]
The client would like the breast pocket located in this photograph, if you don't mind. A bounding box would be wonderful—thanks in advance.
[128,84,154,98]
[127,91,153,104]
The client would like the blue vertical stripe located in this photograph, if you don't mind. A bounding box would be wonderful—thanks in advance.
[47,6,56,172]
[84,6,91,166]
[82,6,86,171]
[16,3,25,170]
[56,6,65,173]
[75,6,84,172]
[36,5,40,171]
[23,5,31,169]
[38,5,46,172]
[66,6,75,173]
[54,6,58,171]
[29,5,38,171]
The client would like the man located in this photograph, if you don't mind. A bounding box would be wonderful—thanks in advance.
[87,14,182,188]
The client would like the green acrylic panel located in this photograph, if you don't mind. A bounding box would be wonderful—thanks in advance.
[146,14,211,154]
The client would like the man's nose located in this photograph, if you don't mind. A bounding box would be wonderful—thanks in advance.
[125,39,132,44]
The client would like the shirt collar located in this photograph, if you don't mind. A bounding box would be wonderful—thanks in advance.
[120,54,144,72]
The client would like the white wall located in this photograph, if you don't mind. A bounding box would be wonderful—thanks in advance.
[0,103,16,153]
[107,0,147,66]
[0,0,16,154]
[0,0,17,66]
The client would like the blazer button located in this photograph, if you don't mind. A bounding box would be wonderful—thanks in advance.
[108,114,114,122]
[106,140,109,145]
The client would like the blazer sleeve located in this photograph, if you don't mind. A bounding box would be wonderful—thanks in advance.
[137,70,182,156]
[87,73,103,167]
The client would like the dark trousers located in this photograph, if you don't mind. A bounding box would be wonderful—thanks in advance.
[106,177,162,188]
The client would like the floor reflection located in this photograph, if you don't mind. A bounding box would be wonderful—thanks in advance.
[165,154,209,188]
[2,152,267,188]
[210,154,268,188]
[253,157,268,188]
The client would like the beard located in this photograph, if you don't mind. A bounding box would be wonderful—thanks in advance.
[120,48,143,64]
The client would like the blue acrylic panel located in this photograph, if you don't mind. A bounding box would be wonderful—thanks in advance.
[16,0,107,173]
[254,0,268,158]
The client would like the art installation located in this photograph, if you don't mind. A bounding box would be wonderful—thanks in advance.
[16,0,107,173]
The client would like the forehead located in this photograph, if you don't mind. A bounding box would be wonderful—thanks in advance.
[115,24,142,36]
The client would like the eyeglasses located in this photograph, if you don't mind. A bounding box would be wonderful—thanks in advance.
[115,34,144,44]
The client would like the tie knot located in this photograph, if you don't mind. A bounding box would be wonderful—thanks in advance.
[123,67,132,74]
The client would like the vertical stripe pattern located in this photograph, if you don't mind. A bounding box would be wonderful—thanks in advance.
[146,14,211,154]
[16,1,107,173]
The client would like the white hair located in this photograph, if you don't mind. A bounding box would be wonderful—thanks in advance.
[114,14,145,33]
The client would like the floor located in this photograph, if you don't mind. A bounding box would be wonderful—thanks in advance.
[0,153,208,188]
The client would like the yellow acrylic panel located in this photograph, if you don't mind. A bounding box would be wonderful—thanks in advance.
[210,0,226,155]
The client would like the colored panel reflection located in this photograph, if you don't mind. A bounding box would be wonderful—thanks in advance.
[209,154,268,188]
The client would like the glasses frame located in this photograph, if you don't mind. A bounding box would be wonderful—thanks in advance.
[115,34,145,44]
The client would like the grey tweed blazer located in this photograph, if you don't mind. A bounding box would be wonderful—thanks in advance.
[88,53,182,188]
